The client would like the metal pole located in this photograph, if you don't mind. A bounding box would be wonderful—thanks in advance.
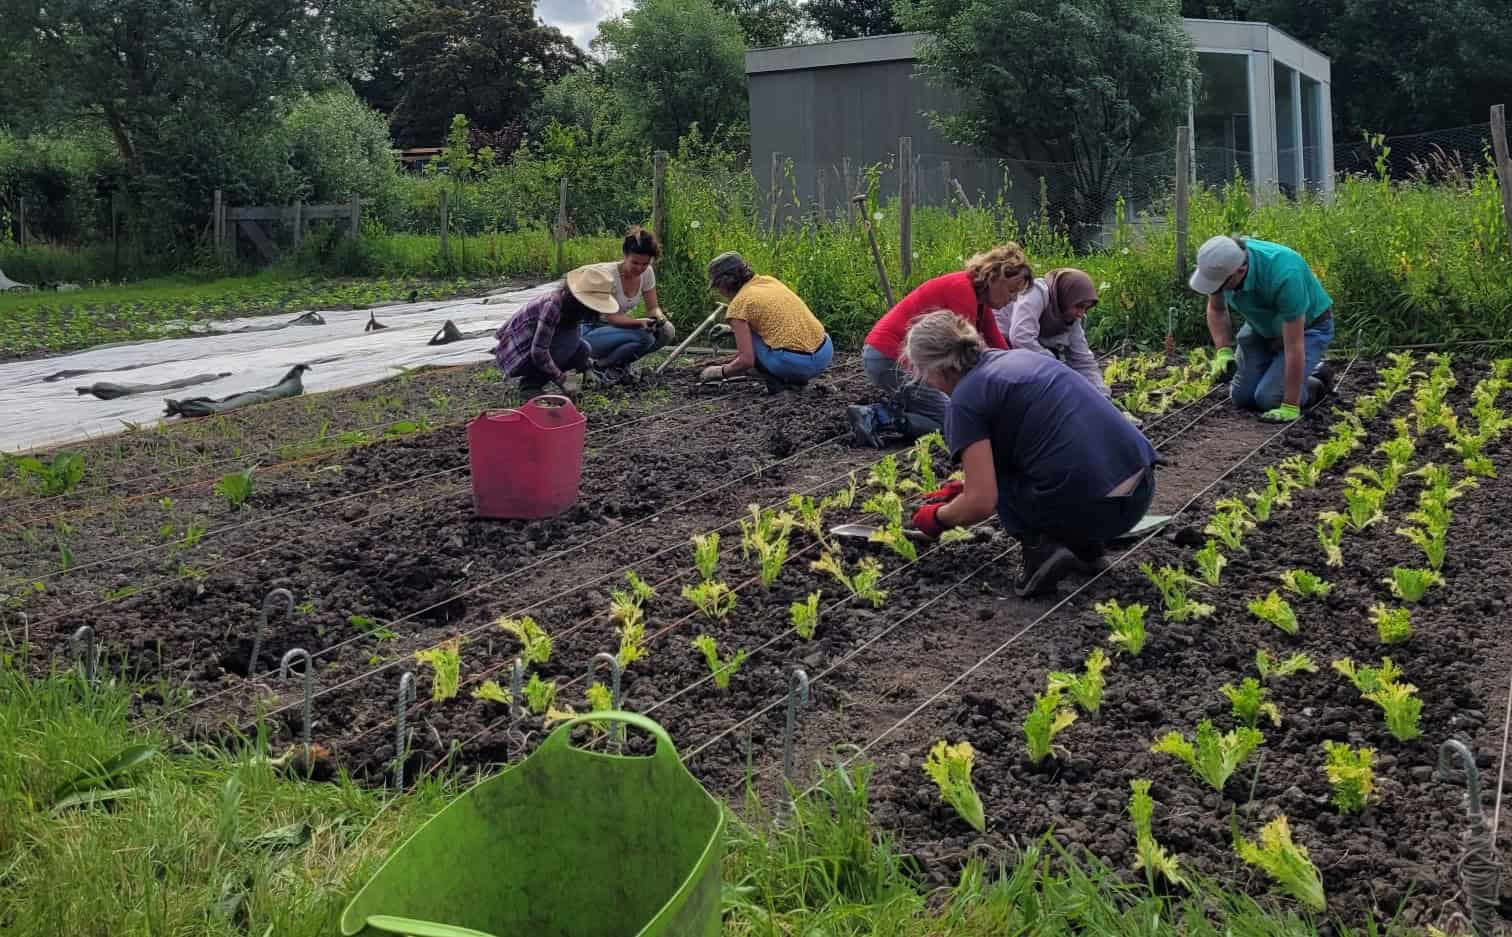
[1491,105,1512,259]
[656,304,726,374]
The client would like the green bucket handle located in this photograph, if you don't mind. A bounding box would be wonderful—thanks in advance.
[539,711,679,764]
[363,915,496,937]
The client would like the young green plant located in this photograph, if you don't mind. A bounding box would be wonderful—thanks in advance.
[415,638,462,702]
[1141,564,1214,622]
[1194,540,1227,587]
[1128,779,1186,888]
[1255,648,1317,681]
[682,580,737,621]
[498,615,552,665]
[1247,591,1299,636]
[1222,677,1281,728]
[1151,720,1263,792]
[1384,567,1444,603]
[1236,816,1326,911]
[1370,604,1412,644]
[1097,600,1148,656]
[1047,648,1109,714]
[1316,512,1347,567]
[691,634,748,690]
[1279,569,1332,599]
[1322,741,1374,813]
[1023,687,1077,764]
[922,740,985,832]
[789,592,821,640]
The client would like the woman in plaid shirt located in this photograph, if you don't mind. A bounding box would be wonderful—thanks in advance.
[492,265,619,397]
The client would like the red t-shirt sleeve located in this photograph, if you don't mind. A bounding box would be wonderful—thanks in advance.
[865,272,982,359]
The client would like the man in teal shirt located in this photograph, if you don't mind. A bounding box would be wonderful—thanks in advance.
[1189,235,1335,422]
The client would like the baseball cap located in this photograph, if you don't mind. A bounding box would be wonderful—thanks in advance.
[706,251,748,288]
[1189,235,1247,295]
[564,264,619,316]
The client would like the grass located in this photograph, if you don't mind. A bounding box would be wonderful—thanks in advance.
[0,658,1391,937]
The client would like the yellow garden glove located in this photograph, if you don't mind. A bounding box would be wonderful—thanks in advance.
[1209,346,1236,382]
[1260,402,1300,423]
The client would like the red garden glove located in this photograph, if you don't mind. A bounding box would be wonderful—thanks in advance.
[921,479,964,504]
[911,502,947,540]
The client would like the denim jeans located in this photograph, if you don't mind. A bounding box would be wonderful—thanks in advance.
[996,469,1156,552]
[1231,315,1335,411]
[753,334,833,384]
[861,343,950,439]
[511,323,590,390]
[583,323,665,367]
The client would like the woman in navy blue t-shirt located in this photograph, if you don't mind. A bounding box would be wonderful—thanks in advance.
[905,311,1159,597]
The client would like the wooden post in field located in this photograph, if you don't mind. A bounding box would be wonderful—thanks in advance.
[899,136,913,282]
[348,194,360,239]
[941,160,952,214]
[293,200,303,249]
[439,189,449,265]
[1175,125,1191,284]
[842,157,855,225]
[1491,105,1512,259]
[212,189,223,259]
[651,151,668,247]
[17,197,26,248]
[855,193,895,307]
[111,193,121,277]
[952,178,974,211]
[555,176,568,277]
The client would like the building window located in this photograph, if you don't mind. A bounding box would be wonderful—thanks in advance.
[1301,76,1324,192]
[1194,52,1252,187]
[1274,63,1299,197]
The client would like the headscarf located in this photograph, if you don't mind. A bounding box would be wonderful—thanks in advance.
[1038,268,1098,339]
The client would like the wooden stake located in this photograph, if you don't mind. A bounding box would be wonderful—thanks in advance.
[293,200,303,249]
[555,176,568,277]
[17,197,26,248]
[439,188,449,264]
[951,178,974,211]
[1175,125,1191,285]
[1491,105,1512,259]
[111,193,121,277]
[899,136,913,282]
[656,304,726,374]
[348,194,360,239]
[855,193,895,307]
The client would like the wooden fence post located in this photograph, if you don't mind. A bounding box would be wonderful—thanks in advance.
[941,160,952,213]
[293,200,303,249]
[212,189,222,254]
[1175,125,1191,285]
[17,197,26,248]
[899,136,913,282]
[555,176,568,277]
[651,151,668,247]
[439,189,449,264]
[951,178,974,211]
[1491,105,1512,259]
[111,193,121,277]
[348,194,360,239]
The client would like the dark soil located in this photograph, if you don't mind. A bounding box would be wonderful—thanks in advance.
[6,351,1511,930]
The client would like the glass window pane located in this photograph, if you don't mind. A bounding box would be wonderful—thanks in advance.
[1301,77,1323,191]
[1274,63,1298,196]
[1194,52,1252,187]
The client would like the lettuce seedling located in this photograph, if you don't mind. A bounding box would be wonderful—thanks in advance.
[1248,591,1299,636]
[523,673,556,714]
[498,615,552,665]
[415,638,462,702]
[1395,523,1446,570]
[1097,600,1148,656]
[1341,479,1386,530]
[1316,512,1347,567]
[1332,656,1405,694]
[923,740,985,831]
[1194,540,1227,587]
[939,527,976,543]
[863,490,904,528]
[821,473,859,511]
[1447,430,1497,478]
[790,591,821,640]
[624,570,657,604]
[682,580,736,621]
[1236,816,1326,911]
[1023,688,1077,764]
[214,467,255,510]
[867,454,899,493]
[1141,563,1214,622]
[691,532,720,582]
[815,553,887,608]
[1384,566,1443,603]
[1322,741,1374,813]
[908,433,943,493]
[615,613,647,668]
[1279,454,1321,489]
[787,493,826,541]
[1371,682,1424,741]
[1151,720,1263,792]
[471,680,511,706]
[1279,569,1332,599]
[691,634,747,690]
[1222,677,1281,728]
[585,681,613,713]
[869,522,917,563]
[1205,509,1253,552]
[1047,648,1109,713]
[1370,604,1412,644]
[1129,779,1186,887]
[1377,351,1417,401]
[1255,648,1317,681]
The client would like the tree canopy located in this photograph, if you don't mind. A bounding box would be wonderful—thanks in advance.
[807,0,901,39]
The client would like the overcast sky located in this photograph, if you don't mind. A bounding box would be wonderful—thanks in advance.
[538,0,631,52]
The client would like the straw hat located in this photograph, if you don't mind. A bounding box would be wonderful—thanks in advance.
[565,264,619,316]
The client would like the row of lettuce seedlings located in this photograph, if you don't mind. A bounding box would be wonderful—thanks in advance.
[921,351,1512,912]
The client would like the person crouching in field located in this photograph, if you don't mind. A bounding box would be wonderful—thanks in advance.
[904,312,1159,598]
[578,226,676,384]
[1188,235,1335,422]
[698,252,834,393]
[996,267,1111,398]
[491,264,617,398]
[846,244,1030,448]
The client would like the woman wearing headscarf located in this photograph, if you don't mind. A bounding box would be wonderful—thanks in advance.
[579,226,676,383]
[846,243,1031,448]
[997,267,1109,397]
[904,312,1159,598]
[491,264,618,397]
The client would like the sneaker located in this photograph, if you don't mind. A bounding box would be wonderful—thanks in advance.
[1305,361,1336,410]
[1070,541,1111,574]
[847,404,885,448]
[1015,541,1079,598]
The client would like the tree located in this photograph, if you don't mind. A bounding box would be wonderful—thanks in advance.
[1182,0,1512,137]
[712,0,806,47]
[898,0,1196,243]
[807,0,900,39]
[595,0,749,152]
[383,0,585,146]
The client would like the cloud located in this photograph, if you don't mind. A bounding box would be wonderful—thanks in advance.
[537,0,631,52]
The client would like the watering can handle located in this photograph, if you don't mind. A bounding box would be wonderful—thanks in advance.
[362,914,497,937]
[542,711,679,762]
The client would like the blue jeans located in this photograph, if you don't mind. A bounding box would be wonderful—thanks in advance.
[753,334,833,384]
[510,323,589,390]
[1232,315,1335,411]
[583,323,665,367]
[861,343,949,439]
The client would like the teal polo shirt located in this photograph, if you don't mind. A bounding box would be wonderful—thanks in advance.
[1223,239,1333,339]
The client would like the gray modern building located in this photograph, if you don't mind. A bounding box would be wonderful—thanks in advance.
[745,23,1333,230]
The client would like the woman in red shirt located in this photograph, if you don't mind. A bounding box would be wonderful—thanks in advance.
[847,243,1032,447]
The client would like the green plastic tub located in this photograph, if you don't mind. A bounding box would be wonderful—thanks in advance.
[341,712,724,937]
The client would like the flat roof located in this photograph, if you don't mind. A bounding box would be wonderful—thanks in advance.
[746,25,1329,81]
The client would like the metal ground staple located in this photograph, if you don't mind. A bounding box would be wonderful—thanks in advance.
[588,652,624,749]
[394,671,416,789]
[507,658,525,759]
[1438,739,1503,935]
[251,588,295,677]
[71,625,96,684]
[279,648,314,755]
[782,668,810,786]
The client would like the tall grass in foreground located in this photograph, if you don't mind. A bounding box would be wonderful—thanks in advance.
[0,659,1414,936]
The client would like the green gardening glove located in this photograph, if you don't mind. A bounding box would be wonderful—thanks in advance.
[1260,402,1300,423]
[1209,346,1236,382]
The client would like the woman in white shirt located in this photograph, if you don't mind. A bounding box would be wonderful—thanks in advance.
[581,226,675,382]
[994,267,1109,397]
